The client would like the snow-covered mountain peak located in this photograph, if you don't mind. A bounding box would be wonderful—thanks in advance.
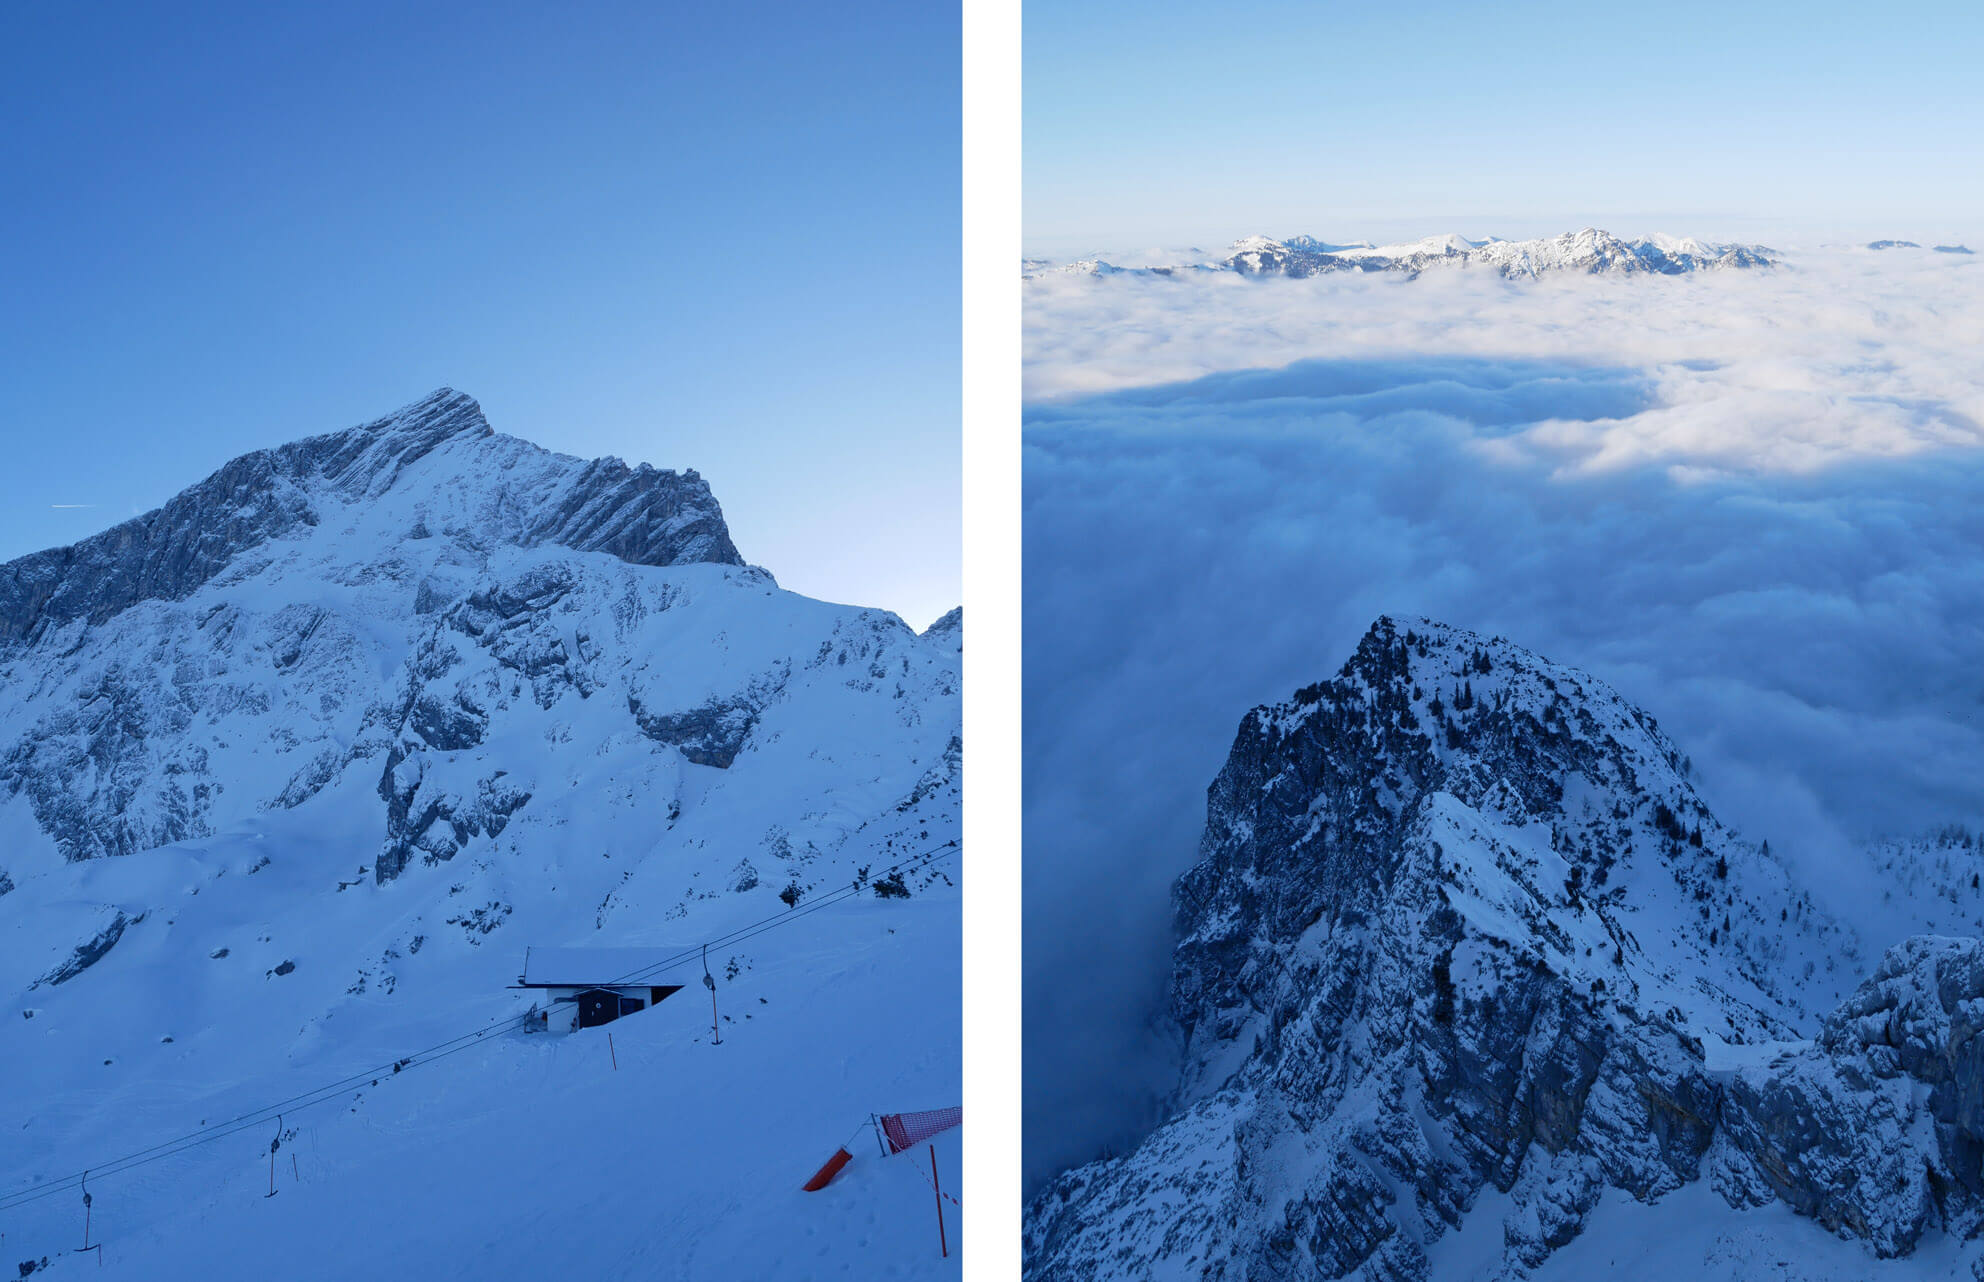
[1401,231,1477,254]
[1025,619,1984,1281]
[301,384,494,476]
[1177,615,1844,1094]
[0,389,742,648]
[0,393,943,871]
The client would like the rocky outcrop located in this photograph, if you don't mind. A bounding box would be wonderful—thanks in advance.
[0,662,217,861]
[1025,618,1983,1280]
[629,692,767,769]
[375,750,532,884]
[34,911,143,988]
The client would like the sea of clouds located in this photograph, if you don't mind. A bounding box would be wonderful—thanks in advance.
[1022,246,1984,1188]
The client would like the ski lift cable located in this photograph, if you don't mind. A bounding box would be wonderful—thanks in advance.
[589,840,960,989]
[5,839,956,1212]
[0,839,959,1216]
[2,840,960,1215]
[0,1012,532,1214]
[0,1007,531,1211]
[625,848,955,983]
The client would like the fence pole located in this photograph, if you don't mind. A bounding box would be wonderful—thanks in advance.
[930,1143,947,1259]
[608,1032,618,1071]
[703,946,721,1045]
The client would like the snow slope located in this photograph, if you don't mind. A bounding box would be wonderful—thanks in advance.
[0,391,962,1279]
[1428,1181,1977,1281]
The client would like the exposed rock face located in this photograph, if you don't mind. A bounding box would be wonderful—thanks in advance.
[1711,937,1984,1254]
[1024,618,1984,1280]
[629,691,773,769]
[375,749,533,886]
[35,910,144,988]
[0,388,740,646]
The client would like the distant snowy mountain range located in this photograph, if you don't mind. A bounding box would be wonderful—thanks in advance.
[0,389,962,1278]
[1023,227,1777,282]
[1025,619,1984,1281]
[1867,240,1974,254]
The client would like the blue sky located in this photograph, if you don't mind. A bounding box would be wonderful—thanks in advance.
[1026,0,1984,254]
[0,2,959,627]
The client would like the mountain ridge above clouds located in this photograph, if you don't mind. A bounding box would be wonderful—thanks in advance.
[1025,227,1777,281]
[1868,239,1975,254]
[1024,617,1984,1281]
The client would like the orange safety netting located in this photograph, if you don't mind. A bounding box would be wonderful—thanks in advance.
[878,1106,961,1154]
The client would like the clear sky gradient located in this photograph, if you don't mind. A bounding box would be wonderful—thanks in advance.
[0,2,959,628]
[1026,0,1984,255]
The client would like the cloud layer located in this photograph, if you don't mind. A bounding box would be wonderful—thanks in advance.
[1022,251,1984,1187]
[1026,247,1984,469]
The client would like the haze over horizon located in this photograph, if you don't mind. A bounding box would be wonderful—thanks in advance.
[1026,0,1984,255]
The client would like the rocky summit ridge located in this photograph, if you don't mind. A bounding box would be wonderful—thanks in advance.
[0,388,741,646]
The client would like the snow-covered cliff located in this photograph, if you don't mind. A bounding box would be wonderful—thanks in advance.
[1026,618,1984,1280]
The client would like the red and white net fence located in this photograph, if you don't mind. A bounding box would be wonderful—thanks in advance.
[877,1106,961,1155]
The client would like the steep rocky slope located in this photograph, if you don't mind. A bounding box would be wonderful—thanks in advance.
[1025,618,1983,1280]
